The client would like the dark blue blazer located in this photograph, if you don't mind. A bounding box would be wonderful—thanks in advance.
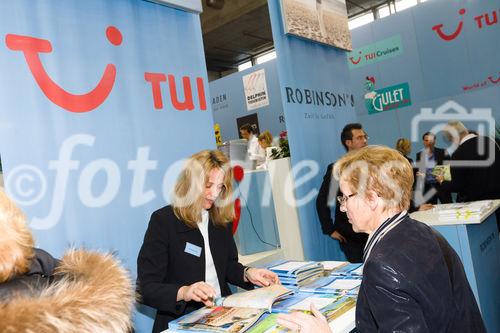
[137,205,252,333]
[356,216,485,332]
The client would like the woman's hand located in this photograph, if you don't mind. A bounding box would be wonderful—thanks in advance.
[178,282,217,306]
[245,267,280,287]
[330,231,346,243]
[418,203,434,211]
[277,304,331,333]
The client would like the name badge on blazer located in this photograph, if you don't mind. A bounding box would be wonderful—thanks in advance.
[184,242,202,257]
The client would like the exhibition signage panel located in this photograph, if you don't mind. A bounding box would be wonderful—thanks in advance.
[0,1,213,330]
[269,0,356,260]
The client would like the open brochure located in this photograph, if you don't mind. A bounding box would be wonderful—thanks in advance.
[431,164,451,181]
[215,284,292,312]
[171,307,266,333]
[272,293,356,314]
[169,285,292,333]
[248,295,356,333]
[169,290,356,333]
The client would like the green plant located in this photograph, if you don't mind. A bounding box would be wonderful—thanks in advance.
[270,131,290,159]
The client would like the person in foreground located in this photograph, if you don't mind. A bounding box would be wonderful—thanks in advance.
[278,146,486,332]
[0,189,134,333]
[137,150,279,333]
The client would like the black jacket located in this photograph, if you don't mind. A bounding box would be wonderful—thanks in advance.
[442,136,500,202]
[356,217,485,332]
[316,163,368,244]
[137,205,253,333]
[415,146,448,167]
[0,248,58,302]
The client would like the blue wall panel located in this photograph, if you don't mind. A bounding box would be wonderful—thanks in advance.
[210,60,286,141]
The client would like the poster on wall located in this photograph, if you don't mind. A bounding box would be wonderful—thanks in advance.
[280,0,352,51]
[242,69,270,111]
[363,76,412,114]
[236,113,260,138]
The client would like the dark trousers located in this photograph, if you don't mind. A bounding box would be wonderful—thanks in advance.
[423,182,452,204]
[340,241,365,263]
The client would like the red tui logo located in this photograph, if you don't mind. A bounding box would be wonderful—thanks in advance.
[5,26,122,113]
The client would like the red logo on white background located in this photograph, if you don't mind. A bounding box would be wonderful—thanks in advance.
[432,7,499,42]
[349,51,362,65]
[6,26,208,113]
[432,8,466,41]
[6,26,121,113]
[463,71,500,92]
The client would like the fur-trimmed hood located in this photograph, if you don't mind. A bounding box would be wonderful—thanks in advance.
[0,249,134,333]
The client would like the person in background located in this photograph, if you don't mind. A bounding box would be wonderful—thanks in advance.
[415,132,452,204]
[396,137,433,212]
[278,146,486,333]
[438,121,500,231]
[239,123,264,169]
[316,123,369,263]
[256,130,274,169]
[0,189,134,333]
[395,137,414,166]
[437,121,500,202]
[137,150,279,333]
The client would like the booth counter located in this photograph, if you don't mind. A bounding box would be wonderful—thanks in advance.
[411,200,500,333]
[234,157,305,264]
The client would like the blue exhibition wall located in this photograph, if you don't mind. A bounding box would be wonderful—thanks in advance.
[210,60,286,141]
[0,1,214,331]
[348,0,499,157]
[268,0,356,261]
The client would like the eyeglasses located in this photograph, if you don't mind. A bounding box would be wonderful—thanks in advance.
[337,193,357,206]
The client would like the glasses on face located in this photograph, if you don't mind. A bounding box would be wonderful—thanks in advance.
[337,192,357,206]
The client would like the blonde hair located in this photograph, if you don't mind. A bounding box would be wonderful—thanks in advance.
[395,138,411,156]
[333,145,414,211]
[258,131,273,147]
[0,189,35,283]
[172,150,234,228]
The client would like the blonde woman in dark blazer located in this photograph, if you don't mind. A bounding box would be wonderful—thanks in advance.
[137,150,279,333]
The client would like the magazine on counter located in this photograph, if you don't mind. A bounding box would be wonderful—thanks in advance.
[329,263,363,276]
[299,276,362,295]
[169,285,292,333]
[271,293,356,314]
[248,295,356,333]
[267,260,324,277]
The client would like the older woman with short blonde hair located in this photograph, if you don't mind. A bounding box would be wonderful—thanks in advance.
[277,146,485,333]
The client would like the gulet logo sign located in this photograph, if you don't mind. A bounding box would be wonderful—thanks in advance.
[364,76,411,114]
[347,35,403,70]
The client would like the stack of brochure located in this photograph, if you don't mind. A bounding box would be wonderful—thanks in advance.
[323,261,363,277]
[267,260,324,288]
[436,200,493,223]
[299,275,362,295]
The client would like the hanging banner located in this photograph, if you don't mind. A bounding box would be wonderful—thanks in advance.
[0,1,213,330]
[347,35,403,70]
[363,77,412,114]
[269,0,356,261]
